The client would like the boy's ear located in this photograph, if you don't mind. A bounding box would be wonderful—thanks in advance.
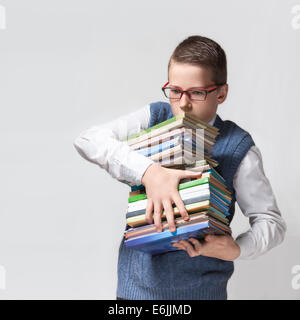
[217,84,228,104]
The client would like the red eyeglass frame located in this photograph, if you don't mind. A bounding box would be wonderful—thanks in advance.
[161,81,219,100]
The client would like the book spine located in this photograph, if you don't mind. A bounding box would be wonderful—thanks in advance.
[126,200,210,226]
[126,114,180,141]
[126,191,210,219]
[128,177,209,203]
[125,221,210,245]
[126,118,184,146]
[136,136,181,157]
[128,184,209,211]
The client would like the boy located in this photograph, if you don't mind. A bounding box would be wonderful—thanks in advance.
[73,35,286,300]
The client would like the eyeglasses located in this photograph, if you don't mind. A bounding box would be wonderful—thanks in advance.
[161,81,219,101]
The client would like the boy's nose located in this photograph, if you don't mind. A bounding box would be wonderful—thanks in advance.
[180,92,192,111]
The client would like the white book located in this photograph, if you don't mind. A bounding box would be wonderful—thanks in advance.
[128,185,210,213]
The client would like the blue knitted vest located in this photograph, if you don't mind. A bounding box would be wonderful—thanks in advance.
[116,101,255,300]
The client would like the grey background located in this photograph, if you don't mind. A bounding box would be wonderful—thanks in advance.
[0,0,299,299]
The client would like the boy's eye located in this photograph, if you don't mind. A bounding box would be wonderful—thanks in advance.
[191,90,205,96]
[171,89,182,94]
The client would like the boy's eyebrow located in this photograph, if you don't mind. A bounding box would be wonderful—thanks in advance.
[169,84,207,89]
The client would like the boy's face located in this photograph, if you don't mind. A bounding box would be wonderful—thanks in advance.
[168,61,228,123]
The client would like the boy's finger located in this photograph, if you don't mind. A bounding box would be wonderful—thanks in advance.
[145,198,154,224]
[189,238,203,253]
[172,192,189,221]
[172,243,183,250]
[179,240,196,257]
[162,199,176,233]
[183,170,202,179]
[153,202,163,232]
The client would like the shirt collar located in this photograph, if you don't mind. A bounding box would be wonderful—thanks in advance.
[208,113,217,126]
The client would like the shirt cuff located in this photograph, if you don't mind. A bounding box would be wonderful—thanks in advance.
[130,153,155,186]
[234,232,257,260]
[116,150,155,187]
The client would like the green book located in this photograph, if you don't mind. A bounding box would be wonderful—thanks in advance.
[128,177,209,203]
[126,114,184,141]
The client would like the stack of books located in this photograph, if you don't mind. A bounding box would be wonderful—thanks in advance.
[126,112,219,167]
[123,113,232,255]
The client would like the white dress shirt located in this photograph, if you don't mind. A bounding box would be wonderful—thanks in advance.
[73,104,287,260]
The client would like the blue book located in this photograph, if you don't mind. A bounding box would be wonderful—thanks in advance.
[124,219,229,255]
[136,137,180,157]
[136,136,200,157]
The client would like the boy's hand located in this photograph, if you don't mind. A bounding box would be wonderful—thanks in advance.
[171,235,241,261]
[141,163,202,233]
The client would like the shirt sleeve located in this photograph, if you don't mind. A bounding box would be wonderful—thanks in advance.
[73,104,155,186]
[233,145,287,260]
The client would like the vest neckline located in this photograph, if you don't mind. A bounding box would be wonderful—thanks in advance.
[213,114,224,131]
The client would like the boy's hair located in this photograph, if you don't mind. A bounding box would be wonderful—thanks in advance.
[168,35,227,85]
